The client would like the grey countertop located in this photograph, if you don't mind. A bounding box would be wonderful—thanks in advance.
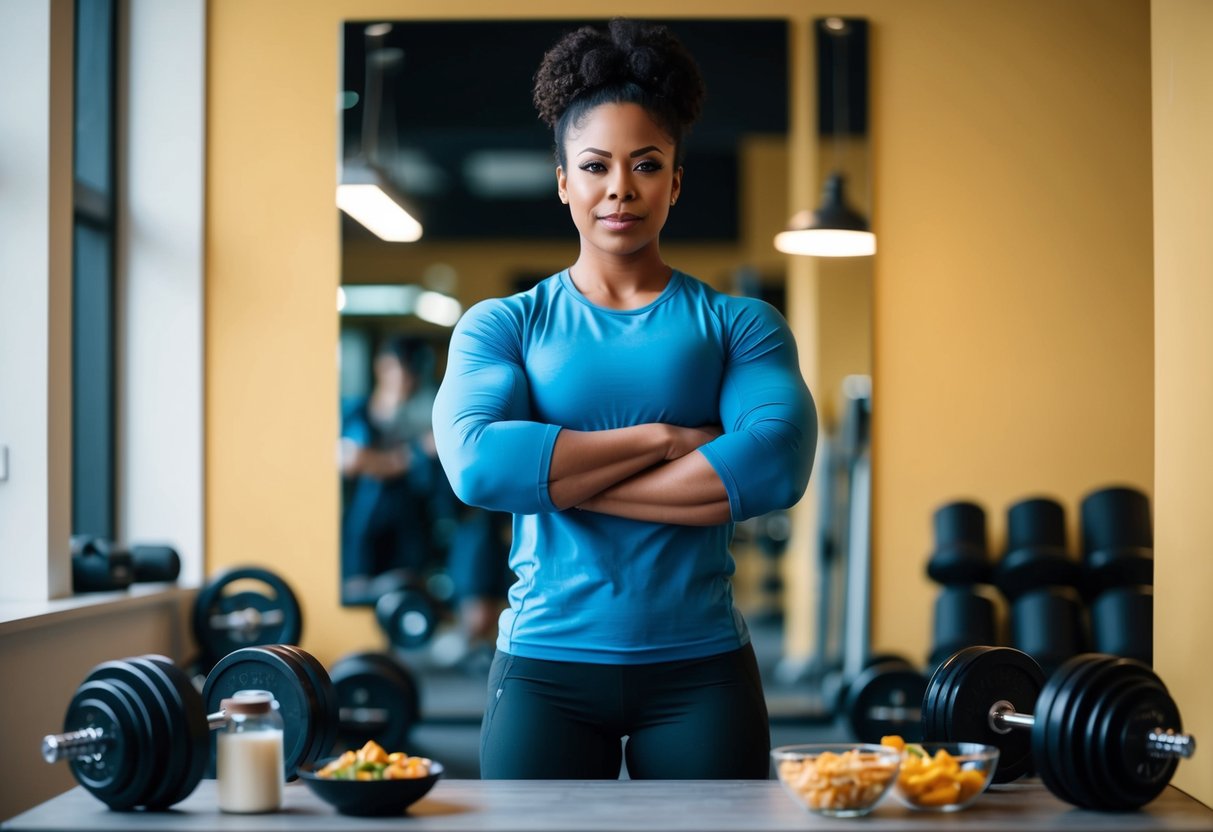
[4,779,1212,831]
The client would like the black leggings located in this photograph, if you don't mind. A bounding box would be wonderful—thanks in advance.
[479,644,770,779]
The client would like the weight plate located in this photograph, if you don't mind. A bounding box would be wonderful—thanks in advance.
[1059,656,1120,809]
[943,647,1041,783]
[1096,665,1179,809]
[193,567,303,663]
[265,644,340,763]
[62,680,135,805]
[1030,651,1072,805]
[1088,667,1153,809]
[1037,654,1115,808]
[87,661,174,809]
[936,646,992,742]
[83,674,157,810]
[845,661,926,743]
[203,646,317,780]
[921,645,980,742]
[142,656,210,807]
[332,652,421,752]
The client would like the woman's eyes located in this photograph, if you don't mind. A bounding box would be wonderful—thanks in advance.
[579,160,663,173]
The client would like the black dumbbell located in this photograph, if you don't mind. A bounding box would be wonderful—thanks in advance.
[926,502,1000,670]
[922,645,1197,810]
[71,538,183,593]
[927,501,991,585]
[191,566,304,669]
[1081,486,1154,664]
[331,651,421,752]
[373,569,441,650]
[41,645,336,811]
[841,655,927,744]
[71,536,135,593]
[994,497,1086,676]
[928,587,999,671]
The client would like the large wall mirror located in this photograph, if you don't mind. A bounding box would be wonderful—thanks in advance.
[336,18,872,693]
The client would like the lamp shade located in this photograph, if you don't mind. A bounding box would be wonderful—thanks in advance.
[337,159,423,243]
[775,172,875,257]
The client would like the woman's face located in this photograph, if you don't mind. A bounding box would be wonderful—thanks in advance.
[556,102,682,260]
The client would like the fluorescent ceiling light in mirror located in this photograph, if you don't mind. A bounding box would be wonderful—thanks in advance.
[415,290,463,327]
[337,160,423,242]
[339,284,463,327]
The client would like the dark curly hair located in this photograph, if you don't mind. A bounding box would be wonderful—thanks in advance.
[532,19,705,168]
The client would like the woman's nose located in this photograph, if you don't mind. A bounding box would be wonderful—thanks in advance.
[608,172,636,201]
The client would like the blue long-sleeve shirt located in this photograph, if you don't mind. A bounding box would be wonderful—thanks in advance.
[433,269,817,663]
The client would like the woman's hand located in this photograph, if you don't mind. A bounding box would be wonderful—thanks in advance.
[664,424,723,460]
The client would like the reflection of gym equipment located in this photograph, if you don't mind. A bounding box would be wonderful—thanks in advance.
[331,651,421,752]
[40,645,336,810]
[922,645,1197,809]
[372,568,443,650]
[191,567,304,671]
[794,377,870,717]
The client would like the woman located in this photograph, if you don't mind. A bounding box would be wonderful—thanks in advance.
[433,18,816,779]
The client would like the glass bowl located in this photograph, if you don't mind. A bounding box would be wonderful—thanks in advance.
[891,742,999,812]
[771,743,901,818]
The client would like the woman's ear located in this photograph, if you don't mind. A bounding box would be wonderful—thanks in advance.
[556,166,569,205]
[670,166,683,206]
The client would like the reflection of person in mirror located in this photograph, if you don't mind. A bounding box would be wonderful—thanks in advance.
[432,19,818,780]
[340,336,447,585]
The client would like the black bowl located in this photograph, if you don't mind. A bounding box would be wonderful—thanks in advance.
[298,758,443,816]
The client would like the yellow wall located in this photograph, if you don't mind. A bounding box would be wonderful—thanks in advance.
[207,0,1154,677]
[1153,0,1213,808]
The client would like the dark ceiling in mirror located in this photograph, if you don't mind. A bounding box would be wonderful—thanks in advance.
[341,19,788,242]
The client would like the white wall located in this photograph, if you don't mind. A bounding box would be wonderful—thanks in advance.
[0,0,74,602]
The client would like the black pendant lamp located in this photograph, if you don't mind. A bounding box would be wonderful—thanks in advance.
[775,18,875,258]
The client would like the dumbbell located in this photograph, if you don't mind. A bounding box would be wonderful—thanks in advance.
[993,497,1086,676]
[922,645,1197,810]
[373,569,441,649]
[926,502,999,670]
[71,538,182,593]
[331,651,421,752]
[191,566,304,672]
[841,655,927,743]
[1081,486,1154,664]
[40,645,337,811]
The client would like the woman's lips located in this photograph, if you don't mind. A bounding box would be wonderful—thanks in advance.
[598,212,642,231]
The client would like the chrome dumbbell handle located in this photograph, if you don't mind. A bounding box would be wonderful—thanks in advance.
[987,700,1196,759]
[42,711,229,764]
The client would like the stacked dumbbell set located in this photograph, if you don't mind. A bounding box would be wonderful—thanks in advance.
[994,497,1086,676]
[926,501,1000,672]
[44,565,427,811]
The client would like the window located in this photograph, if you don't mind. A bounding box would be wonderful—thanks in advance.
[0,0,206,606]
[72,0,118,541]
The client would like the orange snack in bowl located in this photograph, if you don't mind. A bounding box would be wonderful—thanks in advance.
[882,736,990,808]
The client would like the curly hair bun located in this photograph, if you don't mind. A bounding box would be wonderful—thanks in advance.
[533,18,705,130]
